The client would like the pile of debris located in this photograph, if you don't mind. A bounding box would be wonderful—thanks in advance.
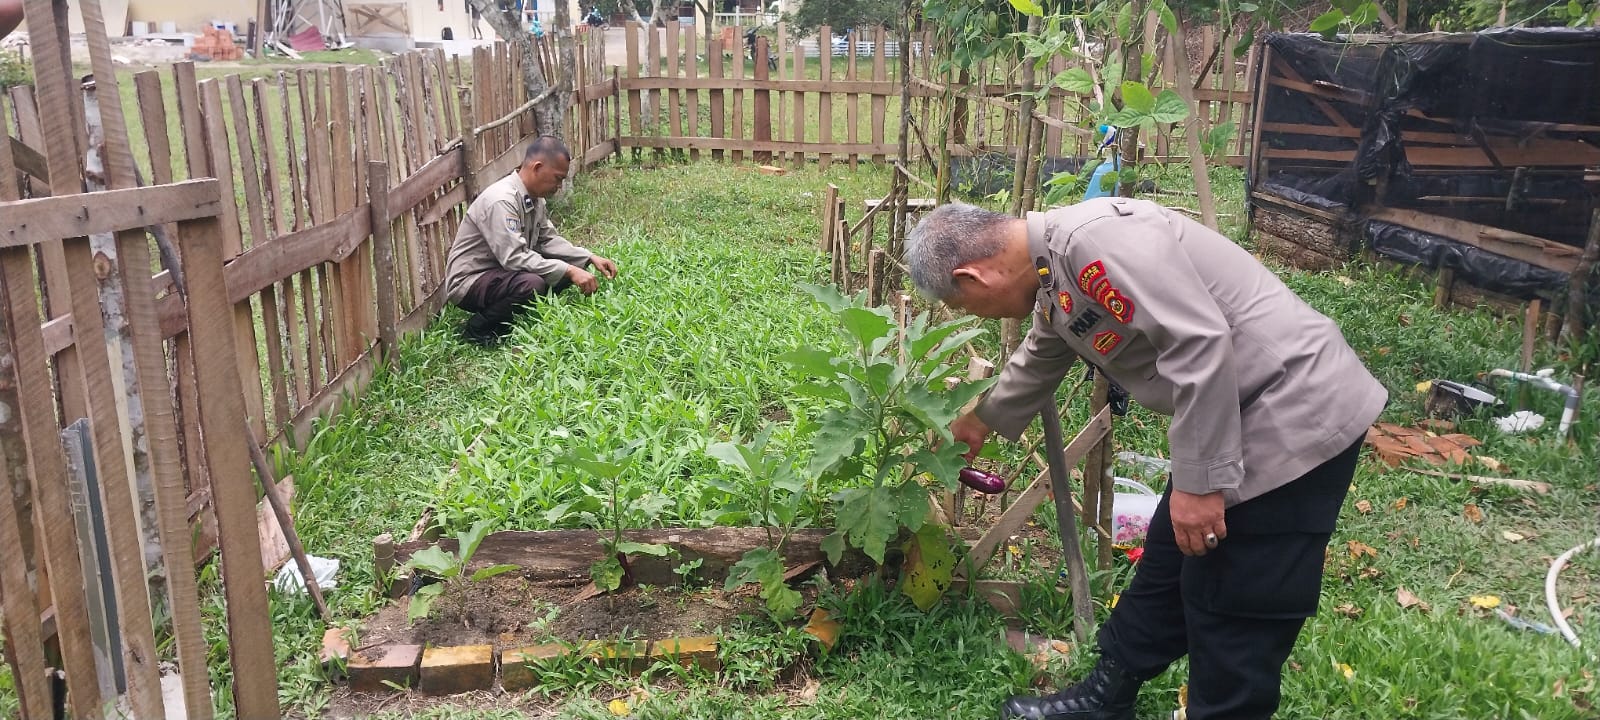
[189,26,243,62]
[1364,421,1482,468]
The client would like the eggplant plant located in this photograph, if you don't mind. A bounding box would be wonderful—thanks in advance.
[708,426,810,620]
[403,519,521,626]
[562,443,672,594]
[781,284,995,609]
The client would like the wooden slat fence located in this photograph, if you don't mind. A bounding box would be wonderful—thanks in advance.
[0,14,615,713]
[606,21,1254,170]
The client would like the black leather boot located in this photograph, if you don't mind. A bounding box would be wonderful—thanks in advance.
[460,313,507,347]
[998,655,1141,720]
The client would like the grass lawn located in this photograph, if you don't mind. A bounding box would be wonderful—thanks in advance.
[0,156,1590,718]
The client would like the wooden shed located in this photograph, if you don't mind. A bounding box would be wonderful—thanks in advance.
[1247,30,1600,329]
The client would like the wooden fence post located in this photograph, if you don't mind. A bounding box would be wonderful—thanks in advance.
[459,87,481,200]
[754,35,773,164]
[369,161,399,366]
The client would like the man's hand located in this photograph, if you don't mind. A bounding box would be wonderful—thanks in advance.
[1169,489,1227,557]
[590,255,619,279]
[950,412,991,461]
[567,265,599,295]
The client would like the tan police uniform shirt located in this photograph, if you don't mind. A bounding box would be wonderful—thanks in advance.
[443,172,594,304]
[974,197,1387,507]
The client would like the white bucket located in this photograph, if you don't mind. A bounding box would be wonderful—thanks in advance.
[1111,477,1161,544]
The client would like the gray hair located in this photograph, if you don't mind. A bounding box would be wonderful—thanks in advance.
[904,202,1014,299]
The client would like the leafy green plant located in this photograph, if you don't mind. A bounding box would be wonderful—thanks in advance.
[0,50,31,91]
[1200,121,1238,160]
[780,284,995,603]
[709,426,812,620]
[563,443,672,594]
[402,520,520,625]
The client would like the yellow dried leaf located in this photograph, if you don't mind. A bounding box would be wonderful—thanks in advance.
[608,699,631,717]
[1334,603,1363,619]
[1355,499,1372,514]
[1478,456,1503,473]
[1178,683,1188,706]
[1337,662,1355,680]
[1415,380,1432,393]
[1007,545,1022,557]
[1502,530,1527,543]
[1463,503,1484,524]
[1109,593,1120,608]
[1393,497,1408,510]
[1470,594,1502,609]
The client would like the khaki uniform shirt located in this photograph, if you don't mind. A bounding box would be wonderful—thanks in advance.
[974,197,1387,507]
[444,172,594,304]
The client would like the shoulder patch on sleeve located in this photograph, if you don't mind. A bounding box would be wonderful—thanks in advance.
[1092,329,1122,355]
[505,216,522,236]
[1097,286,1134,323]
[1077,260,1107,294]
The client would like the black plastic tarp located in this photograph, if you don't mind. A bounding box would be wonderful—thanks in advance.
[1254,30,1600,299]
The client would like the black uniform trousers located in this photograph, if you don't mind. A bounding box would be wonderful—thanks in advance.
[458,268,572,338]
[1097,438,1362,720]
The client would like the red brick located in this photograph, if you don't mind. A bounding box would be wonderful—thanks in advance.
[347,644,421,693]
[419,645,496,695]
[647,636,720,671]
[500,643,573,691]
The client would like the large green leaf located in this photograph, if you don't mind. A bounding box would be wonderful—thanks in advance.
[471,563,520,582]
[900,524,956,611]
[707,441,752,474]
[1150,89,1190,124]
[1102,50,1123,93]
[1120,81,1155,113]
[591,555,625,593]
[725,546,782,590]
[801,282,852,313]
[1114,2,1135,40]
[456,519,495,566]
[407,583,444,623]
[821,531,847,566]
[834,486,900,564]
[1006,0,1043,16]
[1310,9,1345,33]
[403,546,460,578]
[807,408,868,477]
[907,316,967,362]
[895,481,930,533]
[777,348,840,379]
[792,381,851,403]
[1106,107,1145,129]
[569,456,626,480]
[902,384,960,441]
[910,444,969,489]
[836,307,895,353]
[1054,67,1095,94]
[919,328,988,377]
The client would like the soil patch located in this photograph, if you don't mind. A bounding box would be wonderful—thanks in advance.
[359,575,795,650]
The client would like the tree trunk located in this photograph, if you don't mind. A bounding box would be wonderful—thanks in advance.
[468,0,563,138]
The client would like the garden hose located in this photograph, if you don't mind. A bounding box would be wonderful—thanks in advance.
[1547,536,1600,648]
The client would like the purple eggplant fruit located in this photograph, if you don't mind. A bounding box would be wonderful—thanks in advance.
[958,466,1007,494]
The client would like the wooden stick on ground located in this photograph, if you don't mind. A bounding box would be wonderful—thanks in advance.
[246,433,330,622]
[1407,468,1552,495]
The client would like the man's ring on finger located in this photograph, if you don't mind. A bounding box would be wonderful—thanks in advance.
[1204,532,1219,549]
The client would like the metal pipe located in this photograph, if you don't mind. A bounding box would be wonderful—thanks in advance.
[1489,368,1580,440]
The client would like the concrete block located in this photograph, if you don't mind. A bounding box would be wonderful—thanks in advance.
[347,643,422,693]
[647,636,720,671]
[584,641,649,673]
[419,644,496,695]
[500,643,573,691]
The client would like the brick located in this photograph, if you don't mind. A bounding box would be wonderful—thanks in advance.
[321,628,351,665]
[500,643,573,691]
[347,644,421,693]
[419,645,496,695]
[584,641,649,673]
[647,636,720,671]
